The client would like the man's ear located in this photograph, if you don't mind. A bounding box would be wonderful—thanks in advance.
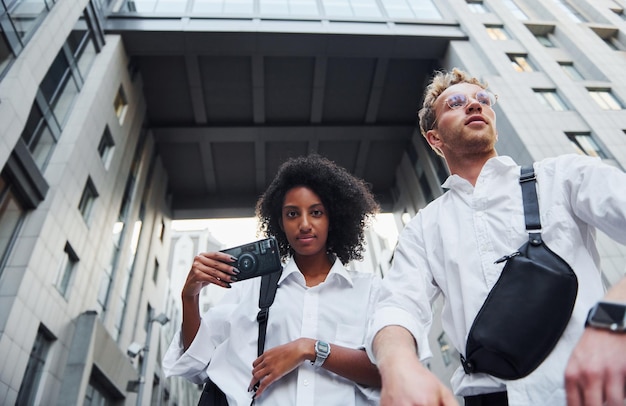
[426,129,441,149]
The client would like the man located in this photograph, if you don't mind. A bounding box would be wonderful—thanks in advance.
[366,68,626,406]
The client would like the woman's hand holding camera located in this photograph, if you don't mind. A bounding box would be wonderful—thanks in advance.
[182,252,241,298]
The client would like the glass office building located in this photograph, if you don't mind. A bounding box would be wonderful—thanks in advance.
[1,0,625,404]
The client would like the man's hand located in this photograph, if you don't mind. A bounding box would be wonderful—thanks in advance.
[380,354,458,406]
[565,327,626,406]
[374,326,458,406]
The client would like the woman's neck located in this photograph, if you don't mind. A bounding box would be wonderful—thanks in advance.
[294,251,333,287]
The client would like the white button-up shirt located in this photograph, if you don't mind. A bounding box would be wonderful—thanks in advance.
[367,154,626,406]
[164,257,381,406]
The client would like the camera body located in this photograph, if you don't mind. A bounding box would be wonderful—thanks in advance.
[221,237,282,281]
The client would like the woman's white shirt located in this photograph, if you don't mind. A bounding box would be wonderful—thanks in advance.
[163,257,381,406]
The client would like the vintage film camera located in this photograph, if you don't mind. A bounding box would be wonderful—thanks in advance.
[220,237,282,281]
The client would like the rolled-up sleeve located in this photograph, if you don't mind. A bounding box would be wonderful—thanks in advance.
[366,214,439,364]
[162,287,241,383]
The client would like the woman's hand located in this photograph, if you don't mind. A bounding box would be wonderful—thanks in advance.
[249,338,314,398]
[182,252,240,299]
[180,251,240,350]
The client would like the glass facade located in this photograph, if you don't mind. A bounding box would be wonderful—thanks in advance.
[0,173,26,276]
[19,6,101,172]
[118,0,442,20]
[0,0,56,77]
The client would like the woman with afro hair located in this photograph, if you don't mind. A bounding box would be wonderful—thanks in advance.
[164,154,382,405]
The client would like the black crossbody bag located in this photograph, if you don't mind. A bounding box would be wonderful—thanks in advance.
[198,270,282,406]
[460,166,578,380]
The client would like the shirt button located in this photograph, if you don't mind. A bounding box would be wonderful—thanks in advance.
[303,379,309,386]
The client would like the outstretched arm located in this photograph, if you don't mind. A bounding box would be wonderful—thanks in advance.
[374,325,458,406]
[249,337,380,398]
[565,276,626,406]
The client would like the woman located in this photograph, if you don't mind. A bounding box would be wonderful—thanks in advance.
[163,154,382,405]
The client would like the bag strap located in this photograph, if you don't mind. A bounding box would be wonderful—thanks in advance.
[519,165,541,232]
[256,269,282,357]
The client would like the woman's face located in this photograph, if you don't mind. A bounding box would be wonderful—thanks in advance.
[281,186,329,258]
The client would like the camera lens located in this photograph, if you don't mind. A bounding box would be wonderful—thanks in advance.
[238,253,257,273]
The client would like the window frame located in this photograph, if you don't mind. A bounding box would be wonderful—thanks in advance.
[78,177,98,223]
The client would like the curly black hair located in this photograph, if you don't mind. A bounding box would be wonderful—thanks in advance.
[255,154,380,264]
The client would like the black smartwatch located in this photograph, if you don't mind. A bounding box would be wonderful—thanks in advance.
[312,340,331,367]
[585,301,626,332]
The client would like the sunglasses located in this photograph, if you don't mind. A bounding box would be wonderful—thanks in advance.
[443,90,498,110]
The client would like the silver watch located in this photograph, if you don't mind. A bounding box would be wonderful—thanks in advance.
[585,301,626,332]
[312,340,331,367]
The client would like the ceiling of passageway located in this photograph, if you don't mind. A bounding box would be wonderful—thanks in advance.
[107,19,463,218]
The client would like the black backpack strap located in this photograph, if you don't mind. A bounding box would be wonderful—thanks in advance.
[519,165,541,231]
[257,269,282,357]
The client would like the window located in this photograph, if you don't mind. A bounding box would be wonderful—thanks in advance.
[151,374,160,406]
[0,0,56,78]
[259,0,320,16]
[98,126,115,169]
[56,243,79,298]
[567,133,607,158]
[552,0,586,22]
[612,8,625,21]
[114,86,128,124]
[0,24,15,77]
[535,34,555,47]
[145,304,154,332]
[67,18,98,79]
[559,62,584,80]
[502,0,527,19]
[98,131,147,316]
[158,218,165,241]
[588,90,623,110]
[20,103,59,170]
[84,366,123,405]
[78,178,98,222]
[486,25,509,40]
[40,51,80,126]
[534,89,568,111]
[383,0,441,19]
[467,1,487,13]
[438,333,452,366]
[18,10,100,169]
[152,259,160,283]
[508,54,534,72]
[0,173,27,276]
[16,325,55,406]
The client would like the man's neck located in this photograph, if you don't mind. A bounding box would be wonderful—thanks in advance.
[446,152,497,186]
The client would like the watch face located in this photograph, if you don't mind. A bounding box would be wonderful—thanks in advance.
[590,302,626,331]
[593,302,626,324]
[317,341,329,354]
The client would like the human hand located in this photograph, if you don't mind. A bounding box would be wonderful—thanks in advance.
[248,338,313,398]
[379,354,459,406]
[565,327,626,406]
[181,252,240,299]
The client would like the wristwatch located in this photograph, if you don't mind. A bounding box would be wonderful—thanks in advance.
[312,340,331,367]
[585,301,626,332]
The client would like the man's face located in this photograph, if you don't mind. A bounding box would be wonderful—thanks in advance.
[427,82,498,158]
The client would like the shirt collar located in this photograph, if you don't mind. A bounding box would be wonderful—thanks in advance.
[280,256,354,287]
[441,155,517,190]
